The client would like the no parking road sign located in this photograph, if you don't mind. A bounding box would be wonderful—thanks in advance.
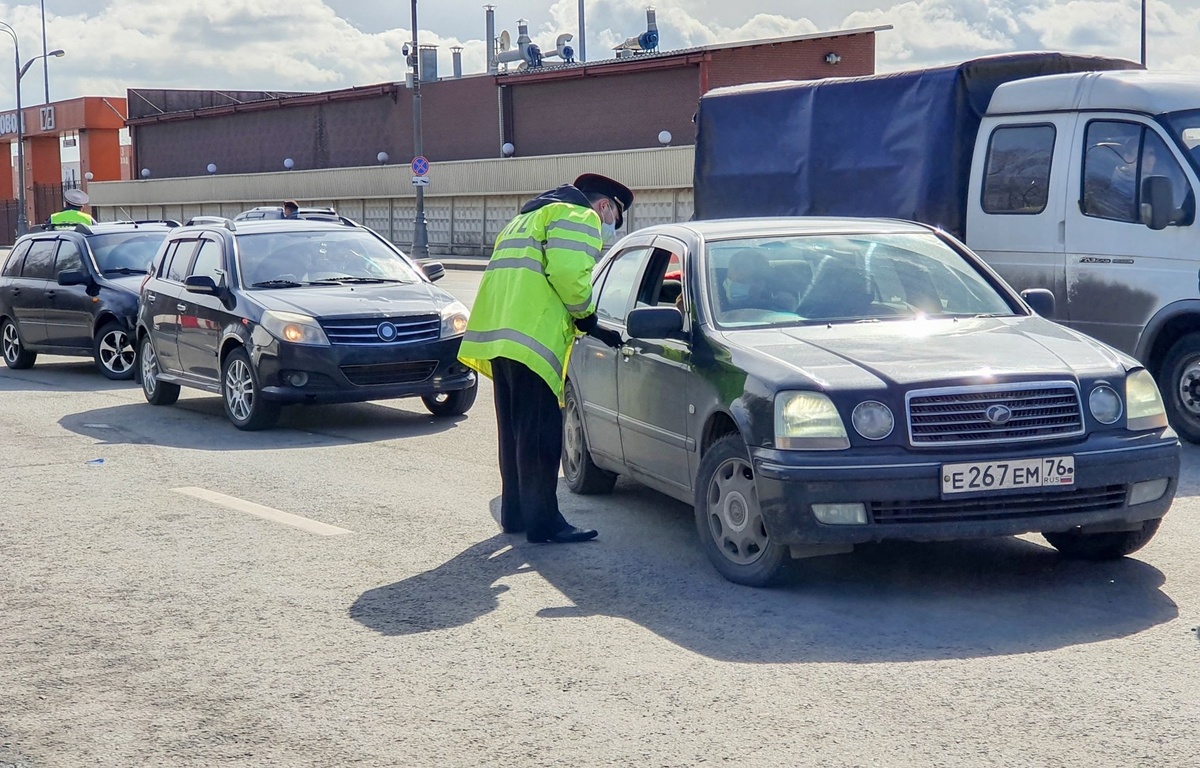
[411,156,429,176]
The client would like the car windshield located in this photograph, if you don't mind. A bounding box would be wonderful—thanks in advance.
[87,232,167,273]
[1163,109,1200,175]
[235,230,421,287]
[705,232,1017,328]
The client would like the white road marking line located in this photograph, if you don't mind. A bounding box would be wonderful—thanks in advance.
[173,487,354,536]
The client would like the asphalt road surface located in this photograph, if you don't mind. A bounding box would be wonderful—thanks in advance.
[2,269,1199,767]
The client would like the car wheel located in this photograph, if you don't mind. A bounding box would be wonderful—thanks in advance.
[221,347,280,430]
[1042,518,1161,561]
[139,335,180,406]
[421,381,478,417]
[694,433,789,587]
[93,321,136,380]
[561,379,616,495]
[1,318,36,369]
[1160,332,1200,443]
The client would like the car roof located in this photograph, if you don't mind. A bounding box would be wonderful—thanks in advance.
[18,220,178,240]
[178,218,359,235]
[639,217,938,242]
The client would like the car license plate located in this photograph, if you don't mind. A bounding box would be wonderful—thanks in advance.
[941,456,1075,495]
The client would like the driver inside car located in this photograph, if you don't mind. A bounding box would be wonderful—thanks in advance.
[721,249,797,314]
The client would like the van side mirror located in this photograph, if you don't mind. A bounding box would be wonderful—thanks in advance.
[1020,288,1055,319]
[1140,176,1176,231]
[57,270,90,287]
[627,306,685,339]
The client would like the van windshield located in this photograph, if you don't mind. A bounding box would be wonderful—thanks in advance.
[1164,109,1200,175]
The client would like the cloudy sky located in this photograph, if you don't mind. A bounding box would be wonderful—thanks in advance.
[0,0,1196,103]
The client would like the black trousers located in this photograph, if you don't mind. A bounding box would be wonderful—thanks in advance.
[491,356,566,537]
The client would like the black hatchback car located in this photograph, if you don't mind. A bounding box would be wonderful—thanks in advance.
[563,218,1180,586]
[135,216,477,430]
[0,221,177,379]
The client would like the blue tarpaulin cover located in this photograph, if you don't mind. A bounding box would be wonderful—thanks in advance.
[693,52,1139,238]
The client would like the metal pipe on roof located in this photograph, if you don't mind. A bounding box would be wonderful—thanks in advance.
[578,0,586,62]
[485,5,497,74]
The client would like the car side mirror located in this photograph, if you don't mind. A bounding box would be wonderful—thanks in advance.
[420,260,446,282]
[1020,288,1055,319]
[57,270,90,287]
[627,306,684,340]
[1140,175,1176,231]
[184,275,220,295]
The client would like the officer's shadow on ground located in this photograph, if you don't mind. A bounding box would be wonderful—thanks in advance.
[351,483,1179,664]
[58,397,464,451]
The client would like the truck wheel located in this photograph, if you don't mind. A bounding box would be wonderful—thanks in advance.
[1161,332,1200,443]
[422,381,478,417]
[94,321,136,380]
[1042,518,1161,560]
[561,380,616,495]
[695,434,789,587]
[1,318,36,369]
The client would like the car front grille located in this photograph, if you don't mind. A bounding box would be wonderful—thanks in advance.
[321,315,441,346]
[340,361,438,386]
[907,382,1085,446]
[869,484,1127,525]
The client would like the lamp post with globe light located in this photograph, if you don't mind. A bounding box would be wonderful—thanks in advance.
[0,22,64,235]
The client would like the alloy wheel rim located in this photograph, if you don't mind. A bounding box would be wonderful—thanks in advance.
[563,394,584,480]
[99,330,134,374]
[141,340,158,396]
[2,323,18,363]
[706,457,768,565]
[1178,359,1200,417]
[225,359,255,421]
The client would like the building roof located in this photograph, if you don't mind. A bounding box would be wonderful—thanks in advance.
[988,70,1200,116]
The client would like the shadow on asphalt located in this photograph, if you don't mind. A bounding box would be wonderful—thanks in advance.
[0,359,132,392]
[351,481,1179,663]
[58,398,465,450]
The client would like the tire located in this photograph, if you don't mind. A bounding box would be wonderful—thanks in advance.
[221,347,280,430]
[1159,332,1200,443]
[561,379,617,495]
[1,318,36,369]
[93,321,136,380]
[1043,518,1162,561]
[422,381,478,417]
[694,433,790,587]
[139,335,180,406]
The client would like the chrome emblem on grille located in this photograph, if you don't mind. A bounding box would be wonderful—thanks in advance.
[377,322,398,342]
[985,404,1013,425]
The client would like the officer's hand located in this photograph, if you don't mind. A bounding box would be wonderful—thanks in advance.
[591,326,623,349]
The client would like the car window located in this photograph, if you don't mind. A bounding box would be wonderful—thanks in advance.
[706,233,1016,328]
[189,239,224,282]
[21,240,58,280]
[633,247,686,312]
[54,240,84,276]
[89,232,167,273]
[164,240,199,283]
[595,247,651,324]
[1,241,31,277]
[1082,121,1192,224]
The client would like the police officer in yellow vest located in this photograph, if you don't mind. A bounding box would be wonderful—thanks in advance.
[49,188,95,227]
[459,173,633,544]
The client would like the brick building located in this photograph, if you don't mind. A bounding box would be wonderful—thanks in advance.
[126,26,886,179]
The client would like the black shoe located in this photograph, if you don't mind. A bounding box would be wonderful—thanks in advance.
[527,525,598,544]
[502,525,526,534]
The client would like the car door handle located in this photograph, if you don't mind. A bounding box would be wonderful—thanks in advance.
[177,303,187,312]
[9,287,18,295]
[44,290,56,299]
[619,345,638,358]
[145,291,157,302]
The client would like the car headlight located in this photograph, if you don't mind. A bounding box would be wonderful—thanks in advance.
[1089,384,1123,425]
[851,400,894,440]
[440,300,469,338]
[774,391,849,450]
[260,310,330,346]
[1126,369,1168,431]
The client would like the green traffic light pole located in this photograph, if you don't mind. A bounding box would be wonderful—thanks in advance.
[409,0,429,259]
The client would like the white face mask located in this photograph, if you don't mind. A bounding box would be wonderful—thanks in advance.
[600,202,617,241]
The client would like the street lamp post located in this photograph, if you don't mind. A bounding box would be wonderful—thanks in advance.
[1140,0,1147,66]
[408,0,429,258]
[0,21,64,237]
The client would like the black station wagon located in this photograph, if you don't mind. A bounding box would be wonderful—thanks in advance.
[562,218,1180,586]
[136,217,476,430]
[0,221,176,379]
